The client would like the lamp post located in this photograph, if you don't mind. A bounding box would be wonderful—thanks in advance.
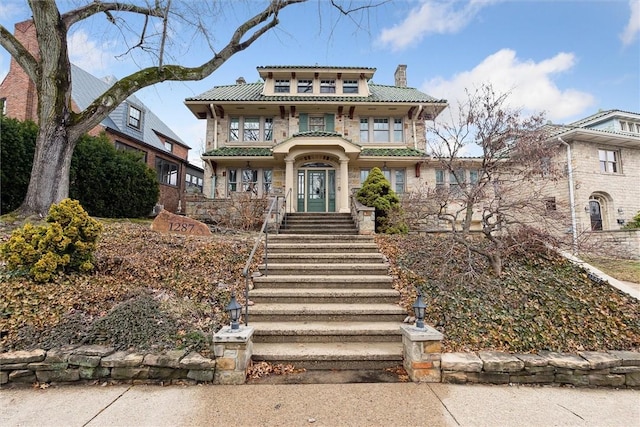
[225,291,242,330]
[413,288,427,329]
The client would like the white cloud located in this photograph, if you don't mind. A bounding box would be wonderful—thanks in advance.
[378,0,500,51]
[423,48,595,123]
[0,2,22,21]
[68,29,116,73]
[620,0,640,46]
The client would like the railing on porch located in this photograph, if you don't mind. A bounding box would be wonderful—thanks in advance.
[241,195,285,326]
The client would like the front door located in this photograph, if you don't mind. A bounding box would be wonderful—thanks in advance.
[589,200,603,231]
[296,165,336,212]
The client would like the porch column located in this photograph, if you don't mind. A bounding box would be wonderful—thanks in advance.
[285,158,295,212]
[339,159,350,213]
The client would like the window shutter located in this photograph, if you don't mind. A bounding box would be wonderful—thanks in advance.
[325,114,335,132]
[299,113,308,132]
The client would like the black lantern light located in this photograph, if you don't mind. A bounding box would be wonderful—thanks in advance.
[225,291,242,330]
[412,289,427,329]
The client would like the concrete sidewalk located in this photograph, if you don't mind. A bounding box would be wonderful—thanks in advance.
[1,382,638,427]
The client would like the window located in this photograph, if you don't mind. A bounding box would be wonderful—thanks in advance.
[227,167,271,196]
[393,119,403,142]
[263,170,273,194]
[155,158,178,186]
[243,117,260,141]
[264,118,273,140]
[360,168,405,194]
[164,141,173,152]
[230,117,240,141]
[359,117,403,143]
[449,169,465,195]
[242,169,258,193]
[309,116,325,132]
[128,105,142,130]
[373,118,389,142]
[435,170,445,191]
[274,79,290,93]
[360,119,369,142]
[115,141,147,162]
[229,117,274,142]
[343,80,358,94]
[598,149,619,173]
[435,169,478,195]
[297,79,313,93]
[186,173,203,193]
[320,79,336,93]
[469,170,479,185]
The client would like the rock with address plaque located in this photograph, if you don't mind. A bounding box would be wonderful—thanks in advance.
[151,209,211,236]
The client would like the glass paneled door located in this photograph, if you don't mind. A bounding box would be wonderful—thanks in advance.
[296,164,336,212]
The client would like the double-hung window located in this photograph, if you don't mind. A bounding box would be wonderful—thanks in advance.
[359,117,403,143]
[227,167,272,196]
[360,118,369,142]
[343,80,358,94]
[320,79,336,93]
[598,149,619,173]
[229,117,274,142]
[274,79,290,93]
[128,105,142,130]
[156,158,178,186]
[393,119,403,142]
[297,79,313,93]
[373,118,389,142]
[309,116,325,132]
[360,168,405,194]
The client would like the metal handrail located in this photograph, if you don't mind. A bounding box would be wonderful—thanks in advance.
[241,195,280,326]
[282,187,293,229]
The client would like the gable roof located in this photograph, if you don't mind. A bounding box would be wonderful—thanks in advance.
[71,64,189,151]
[543,109,640,147]
[186,82,445,104]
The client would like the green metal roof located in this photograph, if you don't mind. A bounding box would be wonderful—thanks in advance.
[202,147,272,157]
[187,82,445,104]
[360,148,428,157]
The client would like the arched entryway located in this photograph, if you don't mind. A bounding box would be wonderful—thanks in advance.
[588,192,612,231]
[296,162,336,212]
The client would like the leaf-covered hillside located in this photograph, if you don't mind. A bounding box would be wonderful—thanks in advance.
[378,234,640,353]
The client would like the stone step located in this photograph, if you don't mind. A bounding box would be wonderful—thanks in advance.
[250,321,403,343]
[269,234,375,243]
[258,263,389,276]
[279,227,359,235]
[252,275,393,289]
[251,342,403,370]
[284,213,353,219]
[267,242,379,254]
[249,288,400,304]
[264,253,386,264]
[248,303,405,322]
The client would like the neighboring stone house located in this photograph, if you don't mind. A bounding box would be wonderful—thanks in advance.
[0,20,195,213]
[184,64,447,213]
[542,110,640,257]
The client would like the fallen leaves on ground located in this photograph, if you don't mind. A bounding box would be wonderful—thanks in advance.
[246,361,306,379]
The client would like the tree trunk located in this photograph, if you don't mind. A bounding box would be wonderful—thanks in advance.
[19,122,75,217]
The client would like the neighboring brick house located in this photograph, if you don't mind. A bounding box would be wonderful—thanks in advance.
[0,20,195,213]
[184,64,447,213]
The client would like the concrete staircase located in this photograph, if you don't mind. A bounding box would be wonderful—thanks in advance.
[249,213,406,373]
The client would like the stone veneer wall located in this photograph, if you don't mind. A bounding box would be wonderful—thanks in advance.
[1,347,223,387]
[582,230,640,260]
[440,350,640,388]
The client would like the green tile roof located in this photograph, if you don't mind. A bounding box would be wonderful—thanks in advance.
[360,148,428,157]
[292,130,345,138]
[187,83,445,104]
[202,147,272,157]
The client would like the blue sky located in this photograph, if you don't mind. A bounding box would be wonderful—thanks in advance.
[1,0,639,164]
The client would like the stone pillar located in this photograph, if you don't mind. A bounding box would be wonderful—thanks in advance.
[285,158,295,212]
[400,324,443,382]
[339,159,350,213]
[212,326,254,385]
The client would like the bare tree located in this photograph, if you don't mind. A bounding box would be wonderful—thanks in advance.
[423,84,569,276]
[0,0,382,217]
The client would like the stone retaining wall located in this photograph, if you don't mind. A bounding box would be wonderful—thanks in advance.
[441,350,640,388]
[0,346,220,387]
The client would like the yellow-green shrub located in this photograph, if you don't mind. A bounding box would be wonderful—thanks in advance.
[1,199,102,282]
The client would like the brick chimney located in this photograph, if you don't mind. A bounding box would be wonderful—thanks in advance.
[0,21,40,122]
[394,64,407,88]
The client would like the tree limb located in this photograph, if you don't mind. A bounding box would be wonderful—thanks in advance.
[0,24,40,85]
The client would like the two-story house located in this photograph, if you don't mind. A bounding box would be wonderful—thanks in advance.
[184,65,447,213]
[0,20,200,214]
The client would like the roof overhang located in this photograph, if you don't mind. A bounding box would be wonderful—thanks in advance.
[553,128,640,148]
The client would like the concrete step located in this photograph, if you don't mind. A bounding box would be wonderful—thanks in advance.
[258,263,389,276]
[252,275,393,289]
[250,321,403,343]
[279,228,359,235]
[264,253,386,264]
[251,342,403,370]
[267,242,379,254]
[269,234,375,243]
[248,303,405,322]
[249,288,400,304]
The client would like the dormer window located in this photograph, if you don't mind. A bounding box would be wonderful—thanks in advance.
[320,79,336,93]
[297,79,313,93]
[164,141,173,152]
[128,105,142,130]
[274,79,290,93]
[620,120,640,133]
[343,80,358,94]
